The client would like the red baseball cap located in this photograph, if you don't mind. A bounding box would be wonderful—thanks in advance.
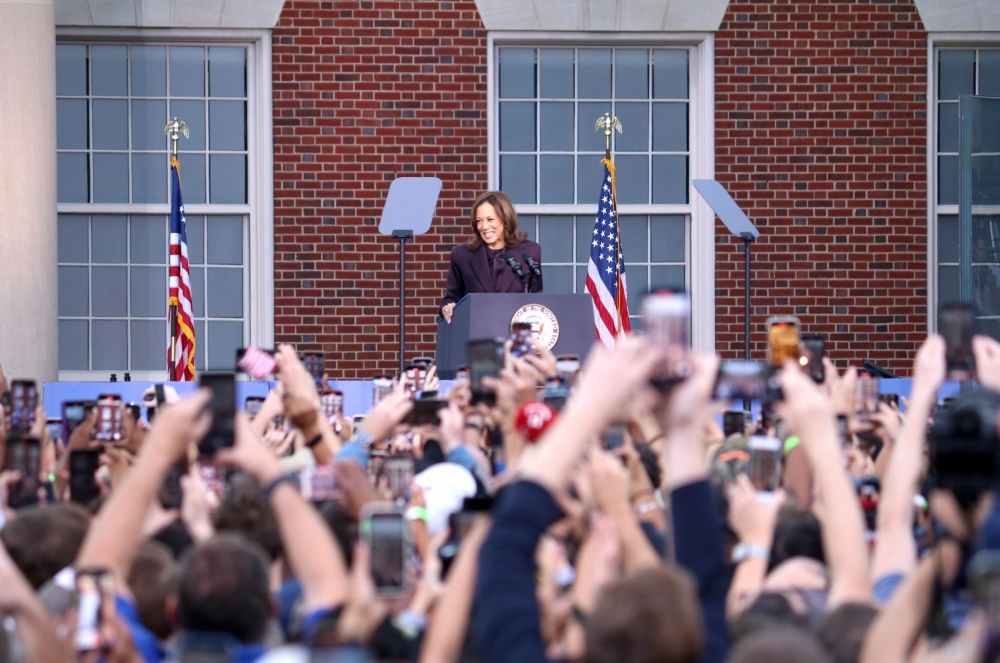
[515,401,558,443]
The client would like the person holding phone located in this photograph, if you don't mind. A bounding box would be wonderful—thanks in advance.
[439,191,542,323]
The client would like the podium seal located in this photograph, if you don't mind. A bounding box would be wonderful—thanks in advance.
[511,304,560,351]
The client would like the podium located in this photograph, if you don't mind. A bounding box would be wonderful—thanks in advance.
[435,293,595,379]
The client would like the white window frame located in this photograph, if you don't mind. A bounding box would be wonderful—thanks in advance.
[487,32,716,352]
[55,28,274,380]
[927,33,1000,333]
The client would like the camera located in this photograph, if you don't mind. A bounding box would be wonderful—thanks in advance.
[929,389,1000,507]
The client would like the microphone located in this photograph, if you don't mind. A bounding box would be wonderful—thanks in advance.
[503,251,527,280]
[522,252,542,278]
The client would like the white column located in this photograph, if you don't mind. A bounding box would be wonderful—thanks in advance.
[0,0,58,383]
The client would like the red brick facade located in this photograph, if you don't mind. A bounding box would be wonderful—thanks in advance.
[272,0,488,378]
[273,0,931,377]
[714,0,928,373]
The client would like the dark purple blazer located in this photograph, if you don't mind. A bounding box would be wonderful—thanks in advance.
[440,239,542,312]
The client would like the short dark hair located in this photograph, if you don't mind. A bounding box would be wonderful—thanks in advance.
[127,541,177,640]
[585,566,702,663]
[727,627,833,663]
[635,442,662,489]
[319,500,357,569]
[730,592,811,643]
[816,603,879,663]
[177,534,271,644]
[212,474,283,562]
[3,503,90,589]
[770,508,825,571]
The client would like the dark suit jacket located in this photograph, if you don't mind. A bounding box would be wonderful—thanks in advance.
[440,239,542,312]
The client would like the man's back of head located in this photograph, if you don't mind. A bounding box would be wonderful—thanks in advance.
[3,503,90,589]
[726,626,833,663]
[178,533,271,645]
[585,566,703,663]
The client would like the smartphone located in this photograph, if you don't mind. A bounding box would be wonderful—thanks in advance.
[878,393,900,408]
[748,435,783,495]
[4,437,41,508]
[800,334,825,384]
[352,414,366,433]
[94,395,123,443]
[468,338,505,405]
[47,419,63,446]
[74,569,115,652]
[723,410,748,438]
[159,457,189,510]
[412,357,434,370]
[373,374,393,405]
[510,322,534,358]
[198,464,230,506]
[642,291,691,387]
[855,377,880,423]
[322,391,344,419]
[556,355,581,377]
[454,366,470,386]
[542,375,569,411]
[404,366,421,397]
[244,396,266,419]
[602,424,626,451]
[383,455,415,500]
[713,360,781,402]
[127,402,141,425]
[300,352,325,389]
[402,399,447,426]
[9,380,38,432]
[236,346,277,379]
[299,464,338,502]
[361,503,410,597]
[941,303,976,379]
[69,449,101,505]
[836,415,851,449]
[61,402,87,446]
[766,316,801,366]
[198,373,236,457]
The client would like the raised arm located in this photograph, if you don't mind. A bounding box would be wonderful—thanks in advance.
[275,345,339,464]
[871,336,944,586]
[76,391,211,592]
[777,362,871,608]
[218,414,348,611]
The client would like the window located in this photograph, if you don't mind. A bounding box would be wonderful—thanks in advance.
[55,40,263,378]
[492,44,696,325]
[933,47,1000,335]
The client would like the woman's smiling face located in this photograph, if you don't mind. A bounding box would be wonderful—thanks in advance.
[476,202,505,249]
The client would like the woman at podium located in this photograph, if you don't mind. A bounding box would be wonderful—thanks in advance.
[440,190,542,323]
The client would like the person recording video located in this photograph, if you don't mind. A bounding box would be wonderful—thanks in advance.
[439,190,542,324]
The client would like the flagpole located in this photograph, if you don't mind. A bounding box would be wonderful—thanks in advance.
[165,118,188,380]
[597,113,624,337]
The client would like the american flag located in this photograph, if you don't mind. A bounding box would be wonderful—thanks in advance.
[168,157,196,380]
[585,159,631,348]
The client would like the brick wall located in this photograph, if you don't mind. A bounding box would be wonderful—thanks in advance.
[272,0,488,378]
[714,0,928,374]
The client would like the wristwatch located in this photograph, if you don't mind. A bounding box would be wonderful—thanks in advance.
[730,542,770,565]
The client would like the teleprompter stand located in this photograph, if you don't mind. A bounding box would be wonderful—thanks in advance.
[693,180,761,411]
[379,177,443,376]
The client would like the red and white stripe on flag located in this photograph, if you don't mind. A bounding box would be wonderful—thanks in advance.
[585,159,631,349]
[169,157,197,380]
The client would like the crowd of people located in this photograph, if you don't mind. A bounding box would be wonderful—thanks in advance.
[2,333,1000,663]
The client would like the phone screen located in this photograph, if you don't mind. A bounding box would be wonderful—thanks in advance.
[74,570,115,652]
[468,339,505,397]
[244,396,265,418]
[383,456,414,500]
[642,292,691,386]
[405,367,420,396]
[723,411,747,438]
[767,319,800,366]
[454,366,470,386]
[160,457,189,510]
[713,360,778,402]
[70,450,102,504]
[836,415,852,449]
[94,395,123,443]
[300,353,325,389]
[372,375,393,405]
[941,303,976,378]
[510,322,534,358]
[801,334,825,384]
[748,436,783,494]
[555,355,581,376]
[368,511,407,594]
[9,380,38,432]
[322,392,343,419]
[4,437,41,508]
[198,373,236,457]
[63,401,88,445]
[542,376,569,411]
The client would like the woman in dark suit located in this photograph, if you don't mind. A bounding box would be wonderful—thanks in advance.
[440,190,542,323]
